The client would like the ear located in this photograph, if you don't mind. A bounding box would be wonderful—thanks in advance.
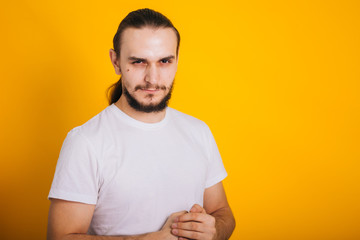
[109,49,122,75]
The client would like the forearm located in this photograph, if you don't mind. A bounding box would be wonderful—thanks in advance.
[60,231,163,240]
[211,207,236,240]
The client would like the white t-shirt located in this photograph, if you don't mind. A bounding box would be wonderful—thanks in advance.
[48,104,227,236]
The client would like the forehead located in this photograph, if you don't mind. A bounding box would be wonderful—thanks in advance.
[120,27,178,59]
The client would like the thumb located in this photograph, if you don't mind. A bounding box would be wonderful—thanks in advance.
[190,204,206,214]
[162,210,188,230]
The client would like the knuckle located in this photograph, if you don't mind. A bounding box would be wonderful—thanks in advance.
[172,210,186,218]
[179,210,187,215]
[191,232,199,239]
[191,222,198,230]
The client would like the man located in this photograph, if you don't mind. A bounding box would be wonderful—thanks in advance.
[47,8,235,240]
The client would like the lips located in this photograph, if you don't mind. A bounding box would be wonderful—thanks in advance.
[135,85,167,91]
[141,88,158,90]
[141,88,159,93]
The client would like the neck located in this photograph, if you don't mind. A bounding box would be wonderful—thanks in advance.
[115,96,167,123]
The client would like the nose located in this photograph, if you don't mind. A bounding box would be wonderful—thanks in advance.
[144,64,159,85]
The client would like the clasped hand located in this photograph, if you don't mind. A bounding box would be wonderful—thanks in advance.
[170,204,216,240]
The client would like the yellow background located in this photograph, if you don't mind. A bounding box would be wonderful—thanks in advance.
[0,0,359,239]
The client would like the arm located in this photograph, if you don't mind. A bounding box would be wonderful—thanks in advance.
[171,182,235,240]
[47,198,182,240]
[204,181,235,240]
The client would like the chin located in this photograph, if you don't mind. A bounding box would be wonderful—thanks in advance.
[139,100,162,107]
[124,85,172,113]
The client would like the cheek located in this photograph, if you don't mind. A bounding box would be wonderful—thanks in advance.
[161,67,177,81]
[122,69,144,82]
[121,62,144,75]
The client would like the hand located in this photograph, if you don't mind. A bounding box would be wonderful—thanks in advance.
[171,204,216,240]
[159,210,188,240]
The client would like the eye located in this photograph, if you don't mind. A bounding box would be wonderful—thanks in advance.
[132,60,144,64]
[160,59,171,64]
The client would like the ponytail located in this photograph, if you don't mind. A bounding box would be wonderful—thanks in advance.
[107,77,122,105]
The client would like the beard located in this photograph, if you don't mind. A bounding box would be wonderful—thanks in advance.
[123,82,174,113]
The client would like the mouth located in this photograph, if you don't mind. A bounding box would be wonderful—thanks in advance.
[135,85,167,93]
[141,88,159,93]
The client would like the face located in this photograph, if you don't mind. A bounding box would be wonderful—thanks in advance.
[112,27,178,112]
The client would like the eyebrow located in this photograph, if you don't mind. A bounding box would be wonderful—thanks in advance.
[128,56,146,62]
[160,55,175,61]
[128,55,175,62]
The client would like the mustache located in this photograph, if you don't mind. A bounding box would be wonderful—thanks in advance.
[134,83,168,91]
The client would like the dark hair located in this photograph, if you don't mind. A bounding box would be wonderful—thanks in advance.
[106,8,180,105]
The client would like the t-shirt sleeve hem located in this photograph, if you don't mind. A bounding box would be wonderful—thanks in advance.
[48,189,97,205]
[205,171,228,189]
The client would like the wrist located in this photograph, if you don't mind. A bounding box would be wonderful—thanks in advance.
[146,230,165,240]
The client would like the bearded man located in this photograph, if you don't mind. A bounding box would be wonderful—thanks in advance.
[47,8,235,240]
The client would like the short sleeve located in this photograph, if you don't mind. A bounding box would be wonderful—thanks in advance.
[204,125,228,188]
[48,128,100,204]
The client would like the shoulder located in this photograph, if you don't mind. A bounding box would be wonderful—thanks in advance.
[65,105,115,147]
[168,107,208,126]
[167,107,212,136]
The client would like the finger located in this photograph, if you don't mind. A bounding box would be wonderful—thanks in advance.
[190,204,206,214]
[171,221,205,233]
[172,210,188,217]
[162,210,188,230]
[172,228,203,240]
[176,212,210,223]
